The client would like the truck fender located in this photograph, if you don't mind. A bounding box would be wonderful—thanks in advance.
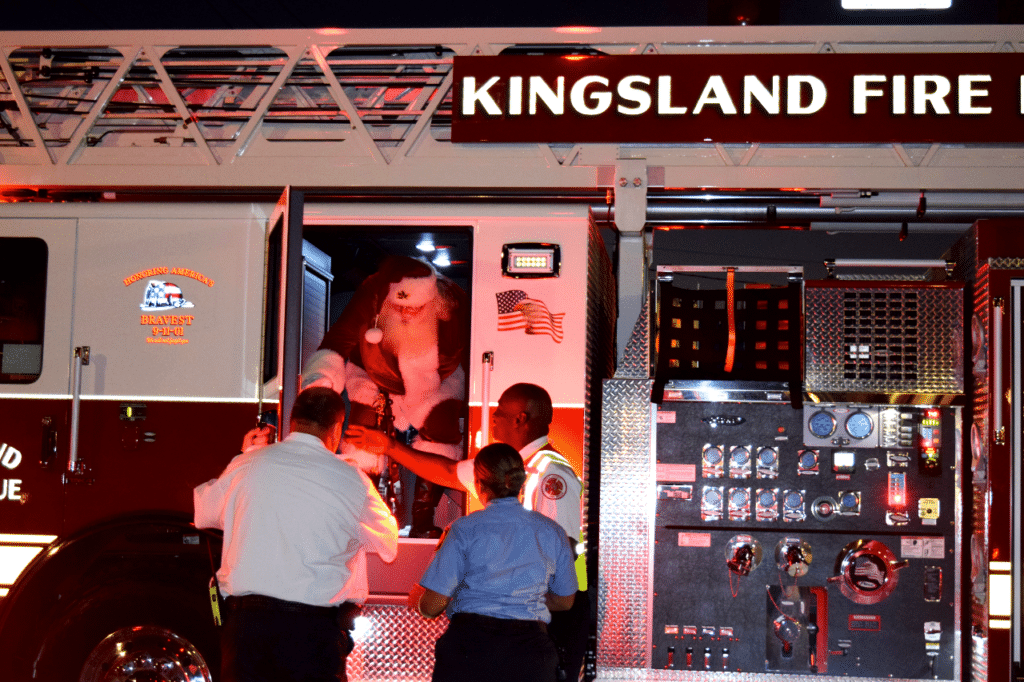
[0,513,223,681]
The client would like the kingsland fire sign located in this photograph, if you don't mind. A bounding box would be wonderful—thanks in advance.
[452,53,1024,143]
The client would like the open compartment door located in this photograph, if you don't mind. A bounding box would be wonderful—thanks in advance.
[262,187,305,439]
[1010,280,1024,679]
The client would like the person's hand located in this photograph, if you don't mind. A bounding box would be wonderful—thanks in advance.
[345,425,391,455]
[241,424,276,452]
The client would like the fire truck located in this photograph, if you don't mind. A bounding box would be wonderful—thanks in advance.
[0,25,1022,682]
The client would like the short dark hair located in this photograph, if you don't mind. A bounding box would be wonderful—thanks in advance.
[290,387,345,430]
[474,443,526,500]
[503,383,553,426]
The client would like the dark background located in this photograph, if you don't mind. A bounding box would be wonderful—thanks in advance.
[5,0,1020,30]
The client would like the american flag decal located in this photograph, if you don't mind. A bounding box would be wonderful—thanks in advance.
[496,289,564,343]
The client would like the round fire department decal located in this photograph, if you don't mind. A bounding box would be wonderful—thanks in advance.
[541,473,567,500]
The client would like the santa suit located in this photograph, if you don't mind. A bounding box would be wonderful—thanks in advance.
[301,257,467,529]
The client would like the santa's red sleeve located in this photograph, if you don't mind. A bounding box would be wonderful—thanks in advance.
[318,270,385,364]
[301,270,386,393]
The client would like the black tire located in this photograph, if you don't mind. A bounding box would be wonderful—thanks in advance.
[36,583,219,682]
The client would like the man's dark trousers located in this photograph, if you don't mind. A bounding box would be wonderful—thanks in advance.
[221,595,358,682]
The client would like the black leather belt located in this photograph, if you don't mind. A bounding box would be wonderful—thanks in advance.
[227,594,357,620]
[451,611,547,634]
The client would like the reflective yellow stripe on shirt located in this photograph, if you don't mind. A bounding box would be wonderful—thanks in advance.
[523,449,587,592]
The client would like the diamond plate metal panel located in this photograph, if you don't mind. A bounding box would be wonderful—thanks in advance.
[616,299,651,379]
[805,284,963,396]
[586,218,618,556]
[598,379,654,672]
[348,604,447,681]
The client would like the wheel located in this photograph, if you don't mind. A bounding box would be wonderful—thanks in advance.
[36,583,219,682]
[79,625,212,682]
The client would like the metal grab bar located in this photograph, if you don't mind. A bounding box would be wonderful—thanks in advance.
[993,299,1005,446]
[68,346,89,475]
[480,352,494,448]
[1011,285,1022,665]
[827,258,951,269]
[824,258,955,279]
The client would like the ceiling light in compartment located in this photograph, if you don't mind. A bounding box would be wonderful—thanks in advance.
[432,249,451,268]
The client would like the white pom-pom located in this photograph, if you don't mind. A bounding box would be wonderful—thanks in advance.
[364,327,384,344]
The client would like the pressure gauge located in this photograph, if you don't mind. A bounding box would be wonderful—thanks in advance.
[797,449,819,475]
[731,447,750,466]
[838,491,861,515]
[844,411,874,440]
[730,488,750,507]
[808,410,837,439]
[704,488,723,506]
[729,488,752,521]
[704,446,724,465]
[757,448,778,467]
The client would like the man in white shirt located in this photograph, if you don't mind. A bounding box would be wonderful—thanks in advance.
[195,387,398,682]
[346,382,589,682]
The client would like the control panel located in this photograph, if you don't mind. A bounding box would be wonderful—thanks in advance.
[652,401,957,679]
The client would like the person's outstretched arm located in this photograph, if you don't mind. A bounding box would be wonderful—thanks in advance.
[345,425,464,490]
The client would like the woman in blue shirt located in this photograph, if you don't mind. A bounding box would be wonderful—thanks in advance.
[409,442,578,682]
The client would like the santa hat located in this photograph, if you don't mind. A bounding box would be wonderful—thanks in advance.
[363,256,441,344]
[372,255,438,307]
[387,275,438,308]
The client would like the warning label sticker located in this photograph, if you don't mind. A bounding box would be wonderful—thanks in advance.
[901,536,945,559]
[678,532,712,548]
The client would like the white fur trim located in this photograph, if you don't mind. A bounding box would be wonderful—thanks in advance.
[339,441,386,475]
[345,362,383,407]
[392,364,465,432]
[387,276,437,308]
[343,349,464,436]
[396,347,441,406]
[300,349,347,393]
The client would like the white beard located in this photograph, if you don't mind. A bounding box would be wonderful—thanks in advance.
[378,299,442,404]
[379,298,440,360]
